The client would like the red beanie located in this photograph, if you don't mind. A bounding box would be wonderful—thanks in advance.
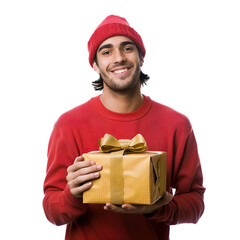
[88,15,146,67]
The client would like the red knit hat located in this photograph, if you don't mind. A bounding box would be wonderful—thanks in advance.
[88,15,146,67]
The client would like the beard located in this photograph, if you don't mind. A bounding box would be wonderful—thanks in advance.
[100,62,141,93]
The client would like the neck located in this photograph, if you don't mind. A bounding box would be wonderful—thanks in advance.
[100,88,144,113]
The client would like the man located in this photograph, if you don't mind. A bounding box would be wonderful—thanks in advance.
[43,15,205,240]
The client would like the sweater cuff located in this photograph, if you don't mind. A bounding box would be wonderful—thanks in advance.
[145,200,178,225]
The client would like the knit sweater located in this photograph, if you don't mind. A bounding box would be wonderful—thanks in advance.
[43,95,205,240]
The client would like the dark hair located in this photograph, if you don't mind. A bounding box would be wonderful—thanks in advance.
[92,71,150,91]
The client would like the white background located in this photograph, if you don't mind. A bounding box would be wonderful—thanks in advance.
[0,0,239,239]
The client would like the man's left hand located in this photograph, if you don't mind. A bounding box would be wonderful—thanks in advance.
[103,191,173,215]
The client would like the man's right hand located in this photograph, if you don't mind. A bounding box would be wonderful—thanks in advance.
[66,156,102,198]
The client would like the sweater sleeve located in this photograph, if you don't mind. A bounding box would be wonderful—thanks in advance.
[148,119,205,225]
[42,119,88,226]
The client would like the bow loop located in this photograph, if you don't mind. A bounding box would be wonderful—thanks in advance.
[98,133,147,153]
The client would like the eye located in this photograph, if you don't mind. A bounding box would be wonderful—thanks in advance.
[102,50,111,55]
[123,46,133,52]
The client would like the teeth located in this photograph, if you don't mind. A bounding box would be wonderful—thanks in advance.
[114,68,128,74]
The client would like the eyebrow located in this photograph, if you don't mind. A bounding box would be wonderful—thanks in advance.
[98,41,136,52]
[98,44,113,52]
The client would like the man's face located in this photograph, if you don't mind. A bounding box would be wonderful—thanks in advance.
[93,35,143,93]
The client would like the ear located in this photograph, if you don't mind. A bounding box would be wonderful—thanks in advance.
[93,61,100,74]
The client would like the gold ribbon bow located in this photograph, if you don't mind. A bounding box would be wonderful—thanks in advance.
[98,133,148,153]
[98,134,148,204]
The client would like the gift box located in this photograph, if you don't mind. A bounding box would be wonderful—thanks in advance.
[82,134,167,205]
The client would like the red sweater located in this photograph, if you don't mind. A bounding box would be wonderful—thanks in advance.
[43,95,205,240]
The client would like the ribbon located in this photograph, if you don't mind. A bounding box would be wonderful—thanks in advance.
[98,133,147,153]
[98,134,147,204]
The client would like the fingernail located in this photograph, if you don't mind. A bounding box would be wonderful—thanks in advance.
[96,165,102,170]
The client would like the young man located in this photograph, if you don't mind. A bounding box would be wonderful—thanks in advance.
[43,15,205,240]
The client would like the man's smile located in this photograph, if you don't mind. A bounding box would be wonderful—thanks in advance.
[113,68,128,74]
[110,65,133,77]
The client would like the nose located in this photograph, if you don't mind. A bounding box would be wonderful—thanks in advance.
[113,49,126,64]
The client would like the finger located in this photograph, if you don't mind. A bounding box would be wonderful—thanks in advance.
[165,191,173,201]
[121,204,145,214]
[155,192,173,206]
[70,181,93,198]
[67,160,93,173]
[67,163,102,183]
[67,161,102,188]
[70,171,101,188]
[74,156,84,163]
[121,204,135,210]
[161,191,173,203]
[76,164,102,176]
[104,203,122,212]
[75,155,98,166]
[103,203,132,214]
[70,155,95,172]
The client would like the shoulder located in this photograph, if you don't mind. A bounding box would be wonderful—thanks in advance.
[150,98,190,123]
[54,97,96,128]
[150,98,192,130]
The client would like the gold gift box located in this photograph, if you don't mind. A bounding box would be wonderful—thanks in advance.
[82,151,167,205]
